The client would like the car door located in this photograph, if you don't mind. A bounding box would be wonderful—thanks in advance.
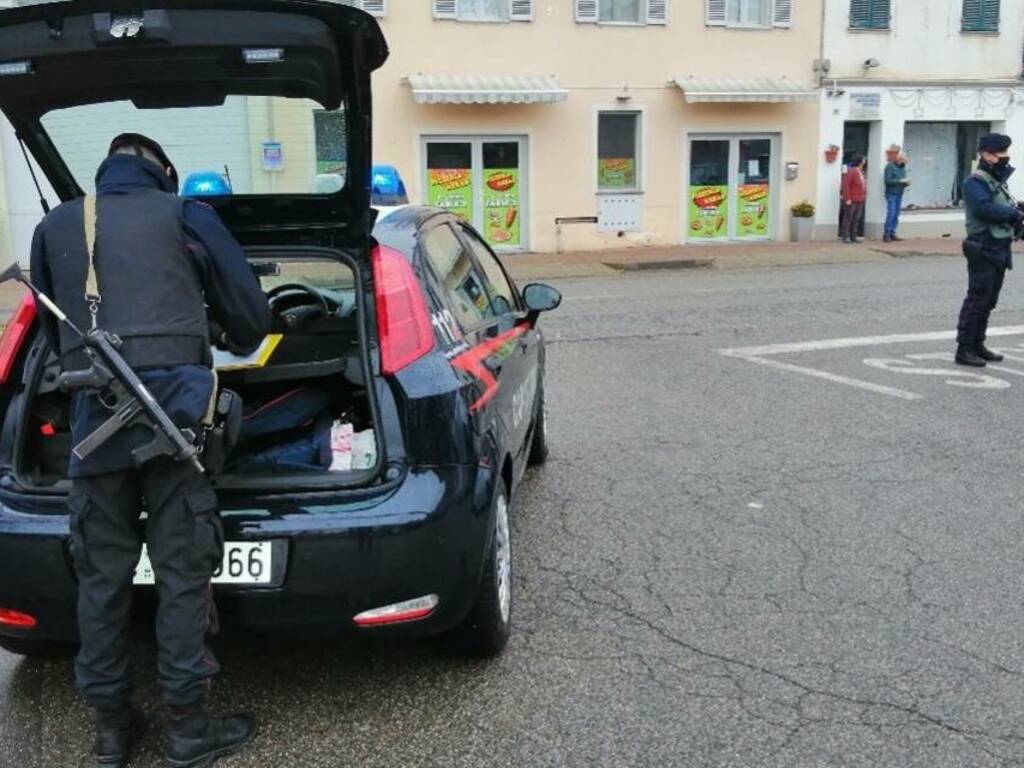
[417,221,512,440]
[454,223,539,460]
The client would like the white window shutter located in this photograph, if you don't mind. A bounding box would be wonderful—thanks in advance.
[510,0,533,20]
[647,0,668,24]
[360,0,387,17]
[575,0,598,23]
[773,0,793,27]
[432,0,457,19]
[706,0,726,25]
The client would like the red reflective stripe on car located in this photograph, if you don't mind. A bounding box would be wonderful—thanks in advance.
[451,324,527,412]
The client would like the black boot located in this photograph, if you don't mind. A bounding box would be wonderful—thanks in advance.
[955,344,987,367]
[976,343,1004,362]
[166,702,257,768]
[92,705,143,768]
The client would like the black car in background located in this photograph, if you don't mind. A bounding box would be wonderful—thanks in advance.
[0,0,560,658]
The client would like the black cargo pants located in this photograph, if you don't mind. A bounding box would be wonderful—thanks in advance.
[957,248,1009,347]
[68,456,223,709]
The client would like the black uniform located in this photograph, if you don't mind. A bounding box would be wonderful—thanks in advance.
[30,153,271,710]
[957,163,1019,348]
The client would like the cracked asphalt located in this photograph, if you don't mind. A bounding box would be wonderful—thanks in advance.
[6,254,1024,767]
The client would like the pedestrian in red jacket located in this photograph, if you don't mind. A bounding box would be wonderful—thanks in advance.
[841,154,867,243]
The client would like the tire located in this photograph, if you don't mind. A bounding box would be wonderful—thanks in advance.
[0,635,75,658]
[527,375,549,467]
[450,478,512,657]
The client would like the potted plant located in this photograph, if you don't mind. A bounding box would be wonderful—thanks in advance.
[824,144,840,164]
[790,200,815,242]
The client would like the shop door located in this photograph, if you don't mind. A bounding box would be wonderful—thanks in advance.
[424,136,527,250]
[688,135,774,241]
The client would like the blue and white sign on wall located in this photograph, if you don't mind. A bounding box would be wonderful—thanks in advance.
[262,141,284,171]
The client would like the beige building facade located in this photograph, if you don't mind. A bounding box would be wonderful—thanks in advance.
[369,0,824,253]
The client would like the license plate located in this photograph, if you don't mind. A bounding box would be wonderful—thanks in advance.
[133,542,273,586]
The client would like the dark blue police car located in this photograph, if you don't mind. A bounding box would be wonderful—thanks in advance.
[0,0,559,658]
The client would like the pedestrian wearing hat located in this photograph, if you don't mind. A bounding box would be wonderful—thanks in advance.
[956,133,1024,367]
[882,144,910,242]
[30,134,272,767]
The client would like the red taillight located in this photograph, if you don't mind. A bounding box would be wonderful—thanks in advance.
[0,607,37,629]
[372,245,434,375]
[0,292,36,384]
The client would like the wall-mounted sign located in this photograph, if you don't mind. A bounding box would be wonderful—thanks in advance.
[849,92,881,120]
[262,141,284,172]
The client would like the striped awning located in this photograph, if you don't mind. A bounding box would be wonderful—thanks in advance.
[675,78,819,103]
[406,74,568,105]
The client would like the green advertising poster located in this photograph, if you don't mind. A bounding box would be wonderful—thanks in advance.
[427,169,474,223]
[689,186,729,240]
[598,158,637,189]
[736,184,770,237]
[482,168,521,247]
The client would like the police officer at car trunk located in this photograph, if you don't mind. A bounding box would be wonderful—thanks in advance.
[30,134,272,768]
[956,133,1024,367]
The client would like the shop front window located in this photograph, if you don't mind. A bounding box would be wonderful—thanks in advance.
[902,122,991,210]
[597,112,640,191]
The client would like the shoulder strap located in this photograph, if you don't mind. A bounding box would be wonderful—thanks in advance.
[972,169,1004,193]
[83,195,100,302]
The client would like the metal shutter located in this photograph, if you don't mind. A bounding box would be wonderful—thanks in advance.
[510,0,533,20]
[432,0,458,19]
[647,0,668,24]
[773,0,793,27]
[575,0,598,22]
[706,0,727,25]
[360,0,387,17]
[963,0,1000,31]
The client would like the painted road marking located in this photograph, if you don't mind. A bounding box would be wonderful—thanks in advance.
[718,326,1024,400]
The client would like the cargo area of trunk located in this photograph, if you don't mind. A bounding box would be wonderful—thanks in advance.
[9,248,381,493]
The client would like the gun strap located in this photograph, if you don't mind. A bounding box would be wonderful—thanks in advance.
[83,195,100,303]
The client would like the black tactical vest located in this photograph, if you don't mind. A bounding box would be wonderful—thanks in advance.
[39,191,210,371]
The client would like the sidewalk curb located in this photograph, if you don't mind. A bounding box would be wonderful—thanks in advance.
[602,258,714,271]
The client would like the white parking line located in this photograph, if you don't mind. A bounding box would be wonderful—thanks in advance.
[718,326,1024,400]
[740,355,923,400]
[719,325,1024,358]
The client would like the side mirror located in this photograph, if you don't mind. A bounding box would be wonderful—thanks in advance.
[523,284,562,314]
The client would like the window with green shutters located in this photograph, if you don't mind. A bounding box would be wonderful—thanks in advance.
[849,0,890,29]
[962,0,1000,32]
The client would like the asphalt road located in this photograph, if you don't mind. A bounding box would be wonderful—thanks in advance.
[7,254,1024,767]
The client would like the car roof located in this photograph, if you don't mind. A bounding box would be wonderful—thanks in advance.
[373,205,457,257]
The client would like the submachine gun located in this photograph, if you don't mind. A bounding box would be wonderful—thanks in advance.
[0,262,205,473]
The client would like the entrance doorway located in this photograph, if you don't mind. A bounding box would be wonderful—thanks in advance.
[841,122,871,238]
[687,135,775,241]
[422,136,527,250]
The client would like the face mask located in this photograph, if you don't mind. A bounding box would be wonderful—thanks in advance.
[995,157,1011,171]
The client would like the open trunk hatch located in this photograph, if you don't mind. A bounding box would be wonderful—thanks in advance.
[0,0,388,246]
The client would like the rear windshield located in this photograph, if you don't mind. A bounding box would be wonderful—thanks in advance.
[41,97,347,197]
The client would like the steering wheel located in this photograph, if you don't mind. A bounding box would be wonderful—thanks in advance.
[266,283,332,329]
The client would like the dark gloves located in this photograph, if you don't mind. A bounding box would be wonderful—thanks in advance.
[209,319,256,357]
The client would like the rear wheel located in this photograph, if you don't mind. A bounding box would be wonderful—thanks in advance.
[450,478,512,657]
[527,376,549,466]
[0,636,75,658]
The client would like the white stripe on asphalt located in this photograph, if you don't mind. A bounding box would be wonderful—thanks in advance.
[719,325,1024,358]
[734,355,924,400]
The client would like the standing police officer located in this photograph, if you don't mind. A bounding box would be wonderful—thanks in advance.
[957,133,1024,366]
[30,134,272,768]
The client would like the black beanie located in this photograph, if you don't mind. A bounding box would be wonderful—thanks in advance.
[978,133,1012,153]
[108,133,179,188]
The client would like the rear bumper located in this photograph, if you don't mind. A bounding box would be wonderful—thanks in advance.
[0,464,496,644]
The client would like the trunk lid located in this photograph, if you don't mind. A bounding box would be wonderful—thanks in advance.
[0,0,388,248]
